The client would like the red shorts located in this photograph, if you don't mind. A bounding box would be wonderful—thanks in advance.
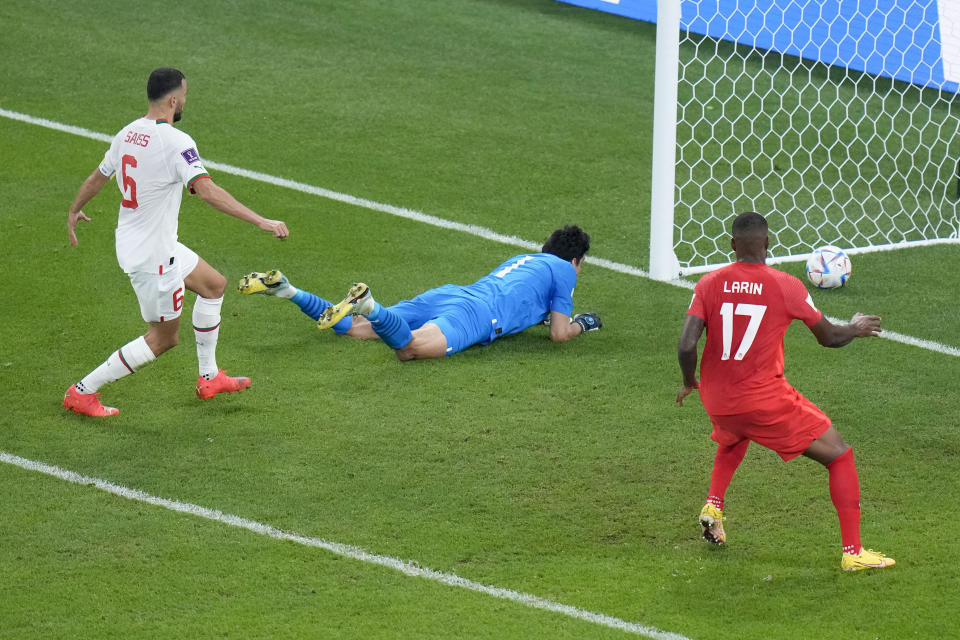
[709,389,831,461]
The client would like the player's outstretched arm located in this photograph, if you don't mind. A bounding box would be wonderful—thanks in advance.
[548,311,601,342]
[67,169,111,246]
[810,313,881,348]
[676,315,704,406]
[192,178,289,239]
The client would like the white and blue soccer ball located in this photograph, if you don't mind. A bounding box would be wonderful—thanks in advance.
[805,245,851,289]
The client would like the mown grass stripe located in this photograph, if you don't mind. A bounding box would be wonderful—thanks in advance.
[2,106,955,359]
[0,450,693,640]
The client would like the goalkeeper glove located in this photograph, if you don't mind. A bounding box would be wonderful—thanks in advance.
[573,312,602,333]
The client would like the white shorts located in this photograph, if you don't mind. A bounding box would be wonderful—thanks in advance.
[127,243,200,322]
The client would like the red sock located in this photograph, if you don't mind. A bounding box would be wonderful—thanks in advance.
[706,440,749,510]
[826,447,862,555]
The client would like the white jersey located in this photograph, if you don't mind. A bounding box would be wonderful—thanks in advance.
[98,117,209,273]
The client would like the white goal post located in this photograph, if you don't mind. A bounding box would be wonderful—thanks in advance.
[648,0,960,281]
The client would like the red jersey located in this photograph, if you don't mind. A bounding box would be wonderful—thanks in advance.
[687,262,822,416]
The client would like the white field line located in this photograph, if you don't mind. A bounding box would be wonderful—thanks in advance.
[824,317,960,357]
[682,238,960,276]
[0,451,693,640]
[2,107,956,358]
[0,107,544,253]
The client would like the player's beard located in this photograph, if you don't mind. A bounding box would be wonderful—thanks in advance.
[173,105,183,123]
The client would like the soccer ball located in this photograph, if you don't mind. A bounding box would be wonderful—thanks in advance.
[805,245,851,289]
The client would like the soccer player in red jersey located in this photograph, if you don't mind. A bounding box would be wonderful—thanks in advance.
[676,211,895,571]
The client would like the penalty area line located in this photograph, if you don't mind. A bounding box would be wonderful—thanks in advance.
[0,451,694,640]
[1,106,957,358]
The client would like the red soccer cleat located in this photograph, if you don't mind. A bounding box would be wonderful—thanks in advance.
[196,370,251,400]
[63,386,119,417]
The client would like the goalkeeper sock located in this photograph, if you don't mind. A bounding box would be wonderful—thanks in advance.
[706,440,749,510]
[827,447,862,555]
[367,303,413,349]
[274,284,297,300]
[291,290,353,334]
[76,336,156,393]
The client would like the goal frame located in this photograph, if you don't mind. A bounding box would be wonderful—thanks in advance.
[648,0,960,281]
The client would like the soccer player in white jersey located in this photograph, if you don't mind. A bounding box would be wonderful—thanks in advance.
[63,67,289,417]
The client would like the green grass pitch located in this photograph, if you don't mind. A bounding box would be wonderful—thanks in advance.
[1,1,958,638]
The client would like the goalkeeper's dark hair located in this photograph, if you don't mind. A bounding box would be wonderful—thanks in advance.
[731,211,768,238]
[147,67,185,102]
[542,225,590,262]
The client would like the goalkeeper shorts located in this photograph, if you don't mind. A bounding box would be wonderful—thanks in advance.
[387,284,492,356]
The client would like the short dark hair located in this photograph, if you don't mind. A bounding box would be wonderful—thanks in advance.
[542,225,590,262]
[147,67,185,102]
[731,211,768,238]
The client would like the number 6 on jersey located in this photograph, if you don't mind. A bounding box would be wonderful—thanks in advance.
[120,153,138,209]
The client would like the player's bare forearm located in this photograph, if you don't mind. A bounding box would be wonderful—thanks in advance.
[676,350,700,406]
[821,325,857,348]
[69,170,109,214]
[678,348,699,388]
[194,178,289,238]
[811,313,881,348]
[550,311,602,341]
[549,313,582,342]
[677,315,705,385]
[67,169,110,246]
[195,180,260,223]
[676,315,704,405]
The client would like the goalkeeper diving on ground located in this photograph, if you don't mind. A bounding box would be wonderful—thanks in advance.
[238,225,601,360]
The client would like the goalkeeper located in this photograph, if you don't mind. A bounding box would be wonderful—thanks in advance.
[238,225,601,360]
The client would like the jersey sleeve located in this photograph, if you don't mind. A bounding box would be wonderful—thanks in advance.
[781,274,823,326]
[548,262,577,316]
[687,280,708,320]
[170,132,210,192]
[98,135,120,177]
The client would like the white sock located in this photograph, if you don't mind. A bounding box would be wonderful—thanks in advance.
[76,336,156,393]
[276,284,298,299]
[193,295,223,380]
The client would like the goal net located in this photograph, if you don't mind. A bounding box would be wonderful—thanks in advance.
[649,0,960,279]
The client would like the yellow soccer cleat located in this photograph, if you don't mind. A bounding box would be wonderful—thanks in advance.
[237,270,290,295]
[317,282,374,330]
[841,548,896,571]
[699,503,726,545]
